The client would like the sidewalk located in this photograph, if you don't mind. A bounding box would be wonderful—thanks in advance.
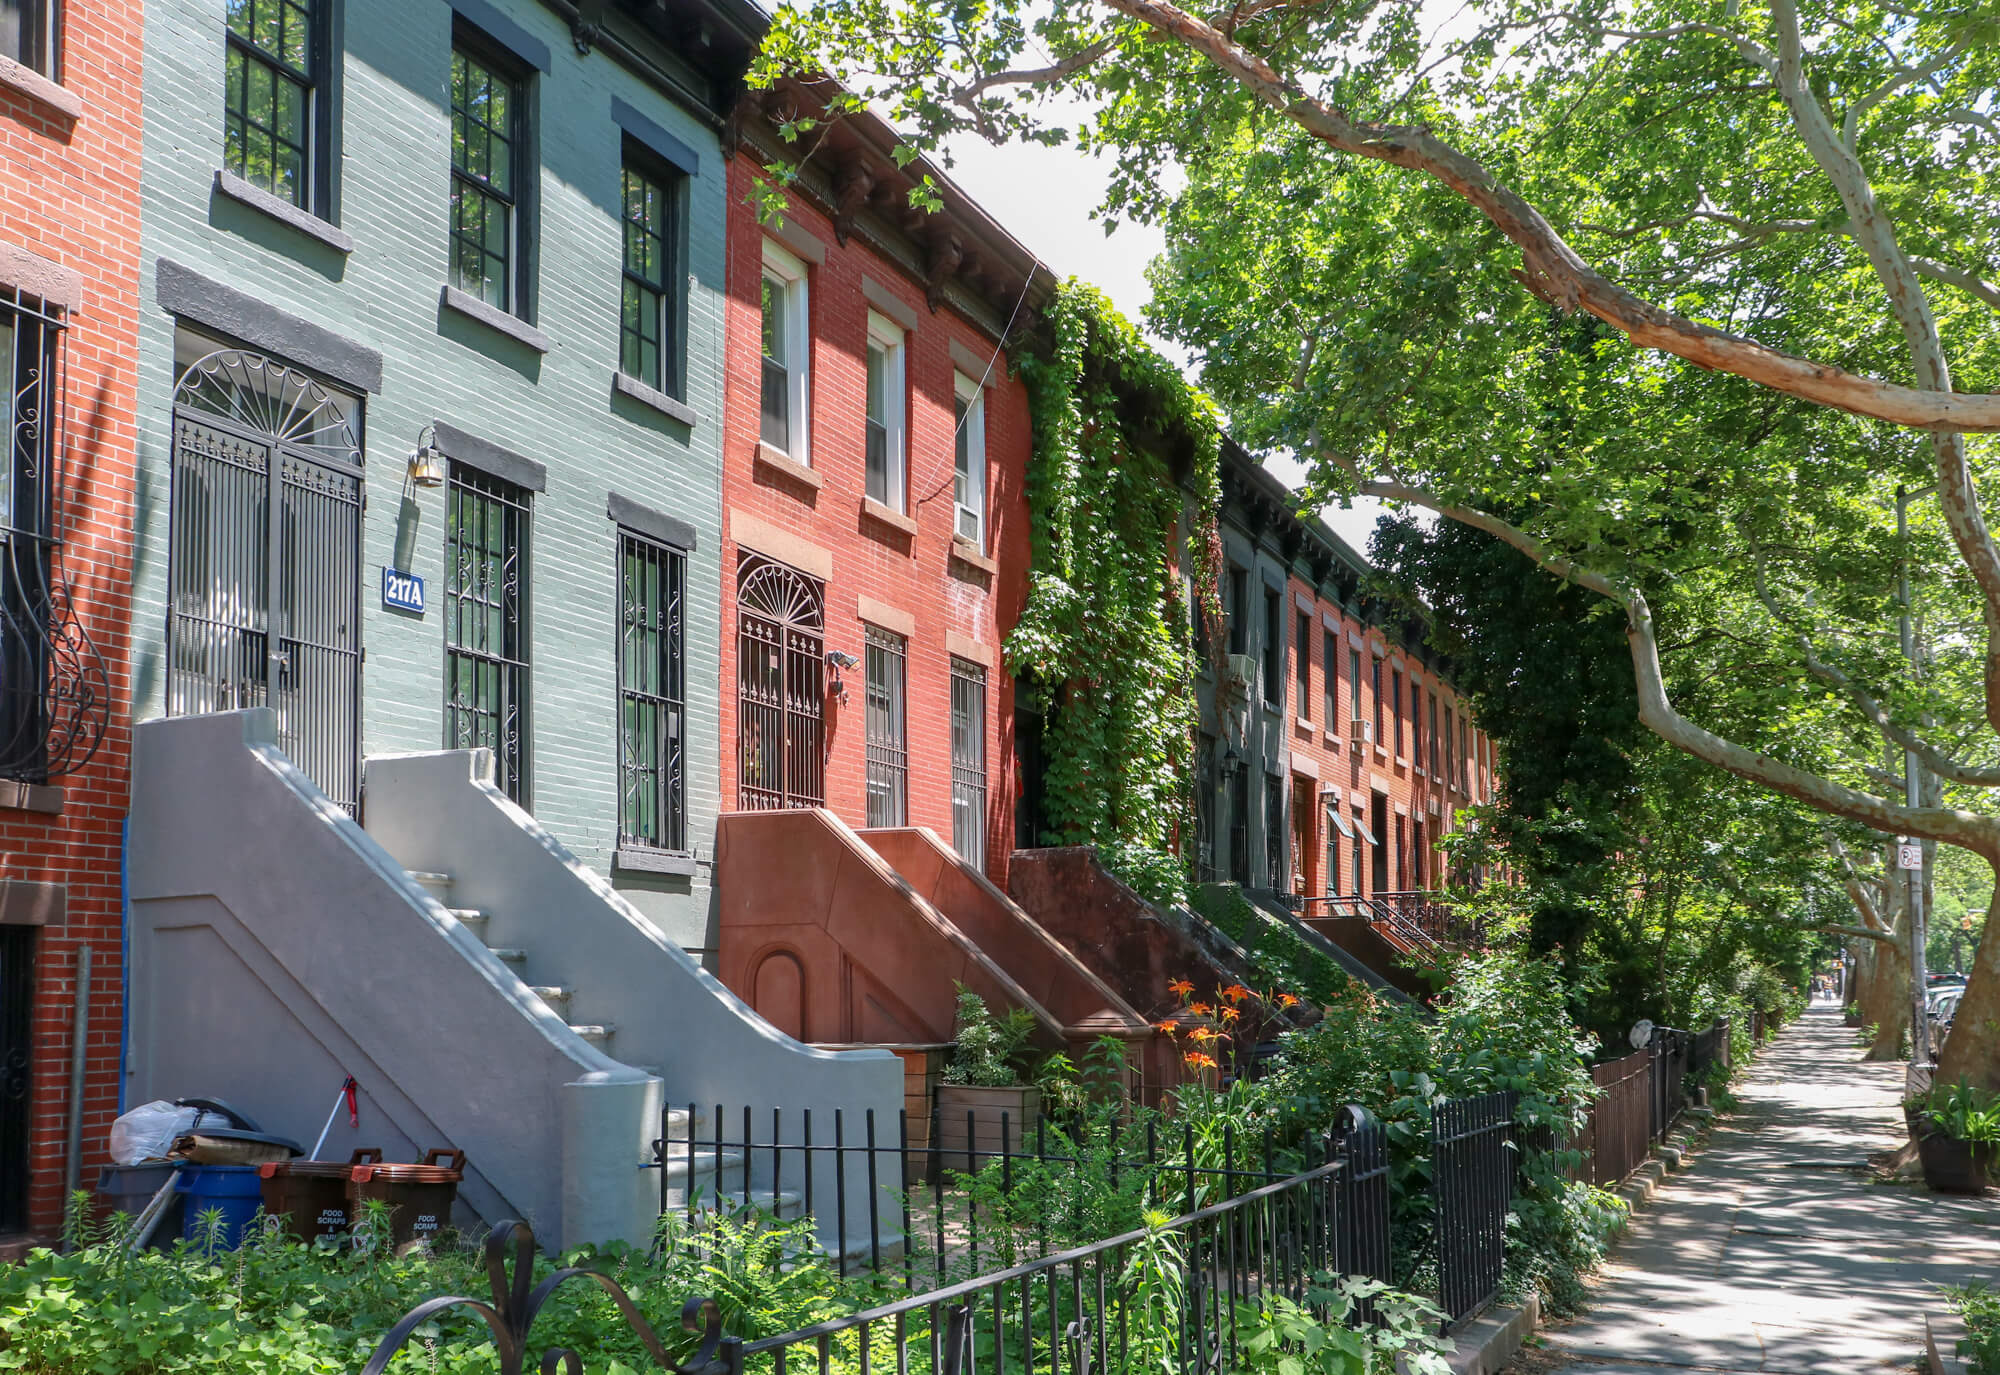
[1517,1003,2000,1374]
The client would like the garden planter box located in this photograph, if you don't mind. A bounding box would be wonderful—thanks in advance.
[1908,1108,1995,1195]
[936,1085,1041,1176]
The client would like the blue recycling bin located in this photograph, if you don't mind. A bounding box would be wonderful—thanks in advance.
[175,1164,265,1251]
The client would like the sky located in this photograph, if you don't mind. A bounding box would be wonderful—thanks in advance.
[936,131,1403,562]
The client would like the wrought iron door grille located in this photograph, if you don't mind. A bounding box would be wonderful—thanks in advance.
[616,531,685,852]
[949,658,987,871]
[0,289,107,784]
[863,625,906,827]
[445,465,530,806]
[168,344,361,811]
[736,555,823,810]
[1264,773,1286,890]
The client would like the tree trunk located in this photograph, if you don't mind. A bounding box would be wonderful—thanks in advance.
[1860,914,1910,1061]
[1936,875,2000,1092]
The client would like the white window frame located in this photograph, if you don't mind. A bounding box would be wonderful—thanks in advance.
[865,311,907,513]
[760,237,811,463]
[953,370,987,550]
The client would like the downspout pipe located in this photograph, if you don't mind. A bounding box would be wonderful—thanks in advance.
[61,942,91,1223]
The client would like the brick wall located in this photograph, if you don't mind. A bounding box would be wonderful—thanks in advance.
[0,4,145,1235]
[718,154,1026,880]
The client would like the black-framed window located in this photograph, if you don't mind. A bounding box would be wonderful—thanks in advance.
[1391,667,1403,756]
[1429,691,1440,775]
[950,658,987,871]
[1348,648,1361,722]
[1226,567,1248,656]
[865,625,908,828]
[620,149,683,396]
[1322,629,1337,727]
[1227,761,1250,885]
[1295,610,1310,720]
[1261,586,1281,707]
[616,529,685,852]
[445,464,531,807]
[1371,655,1383,740]
[225,0,325,210]
[450,32,530,313]
[1264,772,1286,890]
[1,0,57,77]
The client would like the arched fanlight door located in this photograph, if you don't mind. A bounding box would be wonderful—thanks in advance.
[168,346,363,812]
[736,554,824,810]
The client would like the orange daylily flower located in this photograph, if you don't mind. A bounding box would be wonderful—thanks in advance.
[1168,978,1196,999]
[1218,1006,1241,1024]
[1187,1025,1229,1045]
[1188,1002,1212,1016]
[1220,984,1251,1005]
[1184,1051,1218,1071]
[1155,1020,1181,1035]
[1275,993,1301,1009]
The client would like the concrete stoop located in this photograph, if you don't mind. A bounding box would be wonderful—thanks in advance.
[1433,1293,1541,1375]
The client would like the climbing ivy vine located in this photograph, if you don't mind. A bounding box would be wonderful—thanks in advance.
[1007,283,1223,907]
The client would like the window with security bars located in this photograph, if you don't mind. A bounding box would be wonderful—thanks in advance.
[225,0,322,210]
[1264,772,1286,890]
[950,659,987,871]
[445,466,530,806]
[617,531,685,852]
[2,0,56,76]
[864,626,907,828]
[449,37,526,312]
[621,154,681,395]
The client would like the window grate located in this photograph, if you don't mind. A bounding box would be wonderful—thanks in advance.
[617,530,685,852]
[864,625,907,828]
[0,290,106,785]
[950,658,987,871]
[225,0,318,209]
[737,555,824,810]
[1264,772,1286,890]
[445,465,531,807]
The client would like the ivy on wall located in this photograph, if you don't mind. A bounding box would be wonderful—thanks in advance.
[1007,283,1223,906]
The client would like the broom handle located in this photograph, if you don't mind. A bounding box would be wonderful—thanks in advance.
[308,1088,347,1161]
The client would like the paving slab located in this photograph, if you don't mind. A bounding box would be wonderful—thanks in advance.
[1514,1001,1996,1375]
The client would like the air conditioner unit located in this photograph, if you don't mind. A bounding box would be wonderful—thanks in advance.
[1349,719,1374,747]
[1225,654,1258,686]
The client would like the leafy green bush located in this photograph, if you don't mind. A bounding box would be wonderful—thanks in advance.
[1947,1283,2000,1375]
[1234,1276,1450,1375]
[942,987,1040,1088]
[1189,884,1349,1005]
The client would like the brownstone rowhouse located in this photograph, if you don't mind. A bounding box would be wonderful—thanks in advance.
[0,7,144,1239]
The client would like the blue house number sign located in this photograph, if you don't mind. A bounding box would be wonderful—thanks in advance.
[382,568,426,615]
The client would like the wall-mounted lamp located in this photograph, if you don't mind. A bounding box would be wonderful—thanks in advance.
[408,425,447,488]
[826,649,861,704]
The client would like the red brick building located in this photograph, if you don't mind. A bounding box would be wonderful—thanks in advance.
[1201,448,1494,906]
[718,90,1046,883]
[0,7,143,1237]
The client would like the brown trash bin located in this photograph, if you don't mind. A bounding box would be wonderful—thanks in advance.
[347,1148,466,1244]
[259,1149,382,1241]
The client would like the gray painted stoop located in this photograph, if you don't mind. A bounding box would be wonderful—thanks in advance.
[125,711,900,1254]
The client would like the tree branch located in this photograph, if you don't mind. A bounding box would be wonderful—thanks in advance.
[1089,0,2000,432]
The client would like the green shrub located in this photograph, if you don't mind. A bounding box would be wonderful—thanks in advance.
[1947,1284,2000,1375]
[1913,1082,2000,1145]
[942,987,1039,1088]
[1234,1276,1450,1375]
[1189,884,1349,1005]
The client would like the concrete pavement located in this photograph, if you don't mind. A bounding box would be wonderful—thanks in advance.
[1518,1002,2000,1374]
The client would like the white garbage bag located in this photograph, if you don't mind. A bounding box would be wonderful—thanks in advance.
[109,1100,201,1165]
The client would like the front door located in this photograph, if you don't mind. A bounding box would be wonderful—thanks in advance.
[737,555,825,809]
[168,346,363,812]
[0,927,30,1232]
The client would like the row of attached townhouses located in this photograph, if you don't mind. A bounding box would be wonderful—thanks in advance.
[0,0,1493,1247]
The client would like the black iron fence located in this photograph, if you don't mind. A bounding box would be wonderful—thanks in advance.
[1582,1048,1653,1188]
[650,1102,1370,1287]
[1649,1027,1689,1142]
[1431,1090,1515,1327]
[1689,1019,1731,1080]
[724,1125,1391,1375]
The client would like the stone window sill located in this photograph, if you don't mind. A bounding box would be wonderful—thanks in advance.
[0,779,62,816]
[0,55,82,121]
[214,170,354,253]
[440,285,550,353]
[612,372,698,427]
[755,442,821,491]
[860,497,916,538]
[1295,716,1313,733]
[949,537,997,582]
[1323,732,1342,751]
[614,846,699,877]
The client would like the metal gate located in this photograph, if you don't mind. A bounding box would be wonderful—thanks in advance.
[0,927,32,1233]
[169,349,363,812]
[737,555,823,810]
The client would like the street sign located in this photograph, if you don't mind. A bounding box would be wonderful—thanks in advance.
[1898,843,1921,870]
[382,567,425,615]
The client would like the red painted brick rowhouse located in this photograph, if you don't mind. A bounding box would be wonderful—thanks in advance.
[0,6,144,1238]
